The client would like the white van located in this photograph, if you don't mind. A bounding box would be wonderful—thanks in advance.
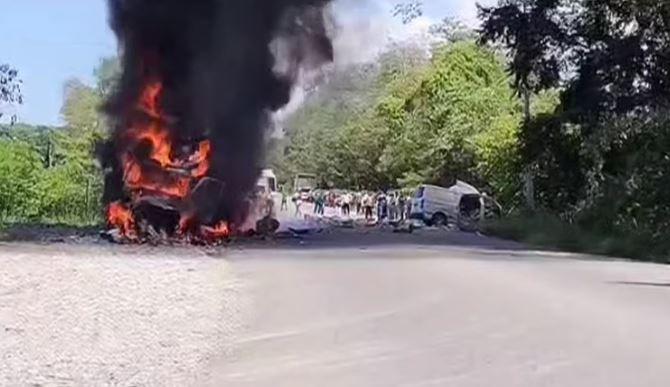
[410,181,480,226]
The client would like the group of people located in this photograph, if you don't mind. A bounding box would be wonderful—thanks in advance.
[281,189,413,221]
[359,191,412,222]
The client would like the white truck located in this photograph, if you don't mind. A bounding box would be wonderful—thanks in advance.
[256,169,283,208]
[293,173,317,202]
[257,169,278,194]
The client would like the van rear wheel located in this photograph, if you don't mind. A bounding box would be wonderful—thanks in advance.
[431,213,447,227]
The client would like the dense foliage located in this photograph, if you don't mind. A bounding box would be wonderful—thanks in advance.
[0,58,116,225]
[275,41,523,203]
[479,0,670,259]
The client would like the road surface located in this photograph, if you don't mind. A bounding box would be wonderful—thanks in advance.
[1,229,670,386]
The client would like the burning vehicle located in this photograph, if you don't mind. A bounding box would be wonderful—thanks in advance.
[99,0,333,243]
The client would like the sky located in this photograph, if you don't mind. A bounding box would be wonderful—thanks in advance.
[0,0,491,126]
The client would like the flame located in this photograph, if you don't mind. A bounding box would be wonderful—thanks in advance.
[106,78,228,243]
[178,214,230,243]
[140,81,162,116]
[201,221,230,240]
[107,201,136,239]
[132,81,172,167]
[117,80,203,200]
[190,140,212,178]
[178,213,197,235]
[122,153,191,198]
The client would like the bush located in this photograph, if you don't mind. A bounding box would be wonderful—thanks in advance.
[36,164,103,224]
[0,137,103,226]
[0,140,42,220]
[484,212,670,263]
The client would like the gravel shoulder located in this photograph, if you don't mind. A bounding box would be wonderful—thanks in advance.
[0,244,248,387]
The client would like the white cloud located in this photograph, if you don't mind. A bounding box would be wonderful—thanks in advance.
[330,0,500,50]
[331,15,390,66]
[457,0,480,26]
[456,0,498,26]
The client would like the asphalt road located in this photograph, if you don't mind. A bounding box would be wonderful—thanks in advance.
[2,229,670,387]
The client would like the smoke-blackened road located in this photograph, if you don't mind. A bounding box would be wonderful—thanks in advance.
[2,230,670,386]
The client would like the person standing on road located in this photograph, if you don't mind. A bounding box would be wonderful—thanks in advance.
[314,192,325,216]
[388,193,397,221]
[355,192,362,215]
[313,193,320,215]
[320,192,327,215]
[280,189,288,212]
[294,193,303,217]
[264,190,276,219]
[398,194,406,221]
[341,192,351,216]
[363,193,373,220]
[328,191,335,208]
[376,191,387,221]
[406,195,413,220]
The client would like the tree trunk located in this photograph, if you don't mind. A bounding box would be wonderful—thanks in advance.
[521,84,534,210]
[522,85,531,123]
[85,179,91,220]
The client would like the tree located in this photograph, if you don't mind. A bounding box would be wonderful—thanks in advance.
[379,42,521,198]
[0,123,61,168]
[0,140,41,220]
[60,56,120,171]
[478,0,670,255]
[46,57,119,222]
[60,79,105,169]
[478,0,566,121]
[480,0,670,123]
[429,18,477,43]
[561,1,670,122]
[393,2,477,44]
[275,41,429,188]
[392,1,423,24]
[94,57,121,98]
[278,40,522,201]
[0,64,23,123]
[0,56,120,225]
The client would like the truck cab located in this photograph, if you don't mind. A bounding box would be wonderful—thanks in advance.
[256,169,283,206]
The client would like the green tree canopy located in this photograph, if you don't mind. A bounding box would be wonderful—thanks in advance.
[276,40,522,201]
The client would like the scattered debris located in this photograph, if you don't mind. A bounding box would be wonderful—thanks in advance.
[392,220,415,233]
[255,216,280,238]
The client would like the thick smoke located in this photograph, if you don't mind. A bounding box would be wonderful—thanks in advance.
[101,0,333,226]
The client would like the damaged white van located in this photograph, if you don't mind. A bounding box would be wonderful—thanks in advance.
[410,181,501,228]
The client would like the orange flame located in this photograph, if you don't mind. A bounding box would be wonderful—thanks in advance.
[201,221,230,241]
[118,80,205,200]
[107,201,136,239]
[132,81,172,167]
[190,140,212,178]
[106,78,230,243]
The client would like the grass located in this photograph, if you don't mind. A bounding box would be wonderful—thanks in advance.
[482,212,670,263]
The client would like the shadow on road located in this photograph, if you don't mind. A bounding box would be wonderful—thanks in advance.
[0,223,100,243]
[230,227,528,253]
[610,281,670,288]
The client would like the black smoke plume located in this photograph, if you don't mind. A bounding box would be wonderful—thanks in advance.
[100,0,333,228]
